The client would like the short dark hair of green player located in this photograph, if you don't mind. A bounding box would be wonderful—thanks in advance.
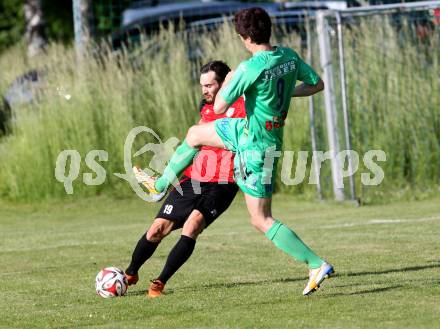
[233,7,272,45]
[200,60,231,84]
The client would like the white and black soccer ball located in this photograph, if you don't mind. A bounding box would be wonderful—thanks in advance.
[95,267,128,298]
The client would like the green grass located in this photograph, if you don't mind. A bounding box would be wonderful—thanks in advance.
[1,194,439,328]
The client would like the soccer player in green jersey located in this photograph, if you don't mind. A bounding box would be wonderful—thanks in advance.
[135,7,334,296]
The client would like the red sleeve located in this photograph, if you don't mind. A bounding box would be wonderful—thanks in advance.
[232,97,246,118]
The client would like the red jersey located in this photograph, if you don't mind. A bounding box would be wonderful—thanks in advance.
[183,97,246,182]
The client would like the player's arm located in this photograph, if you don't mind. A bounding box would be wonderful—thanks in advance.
[293,55,324,97]
[215,61,261,114]
[292,78,324,97]
[214,70,235,114]
[213,95,230,115]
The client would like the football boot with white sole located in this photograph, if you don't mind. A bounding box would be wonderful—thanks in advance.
[303,262,335,296]
[132,166,167,202]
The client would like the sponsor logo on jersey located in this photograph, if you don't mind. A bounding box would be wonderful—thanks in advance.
[262,60,296,82]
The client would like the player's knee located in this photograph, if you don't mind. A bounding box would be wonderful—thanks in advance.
[146,229,163,242]
[182,223,204,238]
[146,221,172,242]
[182,213,205,238]
[186,125,201,147]
[249,215,267,233]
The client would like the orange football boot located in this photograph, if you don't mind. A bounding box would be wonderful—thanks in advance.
[125,273,139,286]
[148,279,165,298]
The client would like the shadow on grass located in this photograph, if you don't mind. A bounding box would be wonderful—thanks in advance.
[125,262,440,297]
[322,284,404,297]
[320,262,440,297]
[344,263,440,277]
[125,290,148,297]
[198,276,308,290]
[125,282,402,298]
[195,262,440,292]
[125,276,307,297]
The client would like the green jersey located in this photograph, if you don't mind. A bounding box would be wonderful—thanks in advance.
[220,46,320,149]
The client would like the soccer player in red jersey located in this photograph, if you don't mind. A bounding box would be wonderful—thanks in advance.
[125,61,245,297]
[135,8,333,296]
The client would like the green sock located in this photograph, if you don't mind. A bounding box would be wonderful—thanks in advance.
[265,220,324,269]
[155,140,198,192]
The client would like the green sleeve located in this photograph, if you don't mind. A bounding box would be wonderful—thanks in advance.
[297,57,320,85]
[220,60,262,105]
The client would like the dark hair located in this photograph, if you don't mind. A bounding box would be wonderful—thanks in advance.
[200,60,231,83]
[234,7,271,44]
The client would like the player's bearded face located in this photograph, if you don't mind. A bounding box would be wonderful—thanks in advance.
[200,71,221,104]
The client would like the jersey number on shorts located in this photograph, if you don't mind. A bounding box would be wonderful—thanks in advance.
[163,204,173,215]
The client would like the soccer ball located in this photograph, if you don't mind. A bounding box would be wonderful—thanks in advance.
[95,267,128,298]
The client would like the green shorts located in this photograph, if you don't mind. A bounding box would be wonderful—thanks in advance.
[214,118,278,198]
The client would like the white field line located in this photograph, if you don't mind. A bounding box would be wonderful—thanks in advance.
[321,216,440,229]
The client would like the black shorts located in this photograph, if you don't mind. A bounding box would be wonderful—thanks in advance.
[156,176,239,229]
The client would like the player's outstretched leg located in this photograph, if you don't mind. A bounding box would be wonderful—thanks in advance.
[133,166,168,202]
[148,235,196,298]
[132,141,198,201]
[265,221,335,295]
[245,194,334,295]
[125,233,159,285]
[137,122,225,200]
[266,220,335,295]
[125,219,174,285]
[148,210,205,297]
[154,140,199,192]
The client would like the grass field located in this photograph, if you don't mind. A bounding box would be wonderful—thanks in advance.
[1,194,439,328]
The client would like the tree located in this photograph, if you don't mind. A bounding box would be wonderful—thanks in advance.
[0,0,25,53]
